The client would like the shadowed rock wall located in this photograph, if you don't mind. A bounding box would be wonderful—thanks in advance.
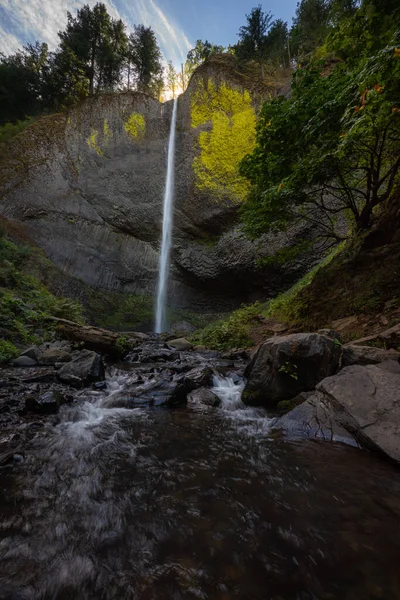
[0,58,323,312]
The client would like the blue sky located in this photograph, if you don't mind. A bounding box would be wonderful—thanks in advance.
[0,0,299,65]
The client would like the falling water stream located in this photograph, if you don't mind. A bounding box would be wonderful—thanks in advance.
[155,98,178,333]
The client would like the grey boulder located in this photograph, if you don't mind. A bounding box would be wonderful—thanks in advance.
[274,392,358,446]
[317,365,400,462]
[57,350,105,388]
[13,356,37,367]
[167,338,193,351]
[187,387,221,408]
[342,344,400,367]
[242,333,341,408]
[38,348,72,366]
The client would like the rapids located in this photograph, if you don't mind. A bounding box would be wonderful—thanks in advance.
[1,363,400,599]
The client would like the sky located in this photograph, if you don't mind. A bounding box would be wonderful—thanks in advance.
[0,0,299,66]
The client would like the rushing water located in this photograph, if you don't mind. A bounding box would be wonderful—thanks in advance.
[155,98,178,334]
[1,367,400,599]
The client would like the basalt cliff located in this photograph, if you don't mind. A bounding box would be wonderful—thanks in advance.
[0,58,319,313]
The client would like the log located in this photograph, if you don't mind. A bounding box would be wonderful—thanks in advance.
[45,317,146,356]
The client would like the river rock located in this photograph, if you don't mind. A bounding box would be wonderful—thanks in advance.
[342,345,400,367]
[167,338,193,351]
[317,365,400,462]
[13,356,37,367]
[242,333,341,408]
[38,349,72,366]
[187,387,221,408]
[57,350,105,388]
[274,392,358,446]
[183,366,213,388]
[25,391,60,414]
[20,347,41,362]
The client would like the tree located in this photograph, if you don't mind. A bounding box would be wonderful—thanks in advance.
[58,3,127,96]
[265,19,290,67]
[166,61,178,98]
[0,44,49,123]
[290,0,331,58]
[127,25,163,94]
[185,39,225,77]
[237,5,274,77]
[240,38,400,243]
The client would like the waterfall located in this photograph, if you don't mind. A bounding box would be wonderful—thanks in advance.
[155,98,178,333]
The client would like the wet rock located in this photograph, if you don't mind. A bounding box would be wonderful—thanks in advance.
[342,345,400,367]
[57,350,105,388]
[38,349,72,366]
[187,387,221,408]
[20,370,57,384]
[93,381,108,390]
[140,349,180,363]
[274,392,358,447]
[167,338,193,351]
[317,365,400,462]
[20,347,40,362]
[242,333,341,408]
[13,356,37,367]
[25,390,61,414]
[184,366,213,389]
[212,359,235,374]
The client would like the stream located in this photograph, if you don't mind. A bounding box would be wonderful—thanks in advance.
[1,349,400,600]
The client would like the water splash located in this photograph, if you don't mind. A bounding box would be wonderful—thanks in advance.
[155,98,178,333]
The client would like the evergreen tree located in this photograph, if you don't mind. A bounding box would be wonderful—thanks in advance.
[127,25,163,94]
[58,3,127,96]
[237,5,274,77]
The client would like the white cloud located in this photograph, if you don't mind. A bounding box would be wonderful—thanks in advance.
[0,25,21,54]
[0,0,192,66]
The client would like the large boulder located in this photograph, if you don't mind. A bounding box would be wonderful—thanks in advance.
[317,364,400,462]
[274,392,358,446]
[57,350,105,388]
[342,344,400,367]
[242,333,341,408]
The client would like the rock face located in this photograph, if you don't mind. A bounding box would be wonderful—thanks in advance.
[274,392,358,446]
[242,333,341,407]
[316,365,400,463]
[0,58,326,314]
[57,350,105,388]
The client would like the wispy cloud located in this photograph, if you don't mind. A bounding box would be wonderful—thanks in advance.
[0,0,192,65]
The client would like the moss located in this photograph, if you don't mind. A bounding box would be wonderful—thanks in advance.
[87,128,103,156]
[124,113,146,139]
[103,118,113,140]
[191,81,256,201]
[0,340,19,364]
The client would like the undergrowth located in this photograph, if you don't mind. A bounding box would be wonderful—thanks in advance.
[0,231,84,357]
[191,243,346,350]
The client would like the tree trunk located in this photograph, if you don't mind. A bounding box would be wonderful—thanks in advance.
[45,317,146,357]
[357,204,373,230]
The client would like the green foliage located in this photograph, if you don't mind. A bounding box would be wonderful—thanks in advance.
[115,335,131,355]
[0,117,36,149]
[124,113,146,139]
[0,235,85,345]
[279,361,298,380]
[191,302,264,350]
[0,340,19,364]
[186,40,225,76]
[240,32,400,241]
[191,81,256,201]
[127,25,163,97]
[58,3,128,97]
[236,5,274,74]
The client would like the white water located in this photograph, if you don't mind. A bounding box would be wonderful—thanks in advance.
[155,98,178,333]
